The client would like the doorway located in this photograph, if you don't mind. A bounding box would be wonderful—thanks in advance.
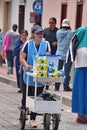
[75,3,83,29]
[18,5,25,33]
[61,3,67,26]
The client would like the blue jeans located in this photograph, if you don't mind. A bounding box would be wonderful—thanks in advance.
[6,50,14,68]
[55,56,72,90]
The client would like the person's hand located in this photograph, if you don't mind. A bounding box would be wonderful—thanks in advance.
[20,45,23,49]
[52,42,57,47]
[25,64,33,70]
[1,51,6,59]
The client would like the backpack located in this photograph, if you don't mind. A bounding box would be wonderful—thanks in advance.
[3,31,11,52]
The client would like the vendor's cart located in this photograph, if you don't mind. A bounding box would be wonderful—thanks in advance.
[20,55,64,130]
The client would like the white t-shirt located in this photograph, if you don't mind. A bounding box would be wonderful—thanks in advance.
[75,47,87,68]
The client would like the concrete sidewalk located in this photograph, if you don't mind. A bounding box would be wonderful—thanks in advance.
[0,64,72,107]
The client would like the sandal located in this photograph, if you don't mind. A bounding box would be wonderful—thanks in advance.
[29,120,37,128]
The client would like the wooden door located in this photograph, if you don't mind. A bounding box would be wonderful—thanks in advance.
[18,5,25,33]
[76,4,83,29]
[61,4,67,26]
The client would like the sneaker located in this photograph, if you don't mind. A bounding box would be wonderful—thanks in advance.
[64,87,72,91]
[55,89,59,91]
[7,67,13,75]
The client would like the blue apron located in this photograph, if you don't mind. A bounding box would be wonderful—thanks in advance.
[23,39,47,87]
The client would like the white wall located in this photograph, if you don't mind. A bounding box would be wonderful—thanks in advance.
[7,0,34,35]
[7,0,19,31]
[82,0,87,27]
[7,2,12,30]
[24,0,35,36]
[42,0,61,29]
[7,0,35,36]
[67,0,77,30]
[0,1,4,30]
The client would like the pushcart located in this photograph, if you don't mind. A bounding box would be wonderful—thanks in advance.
[20,72,64,130]
[20,55,64,130]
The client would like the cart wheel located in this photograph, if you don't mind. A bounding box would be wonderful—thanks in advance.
[20,109,26,130]
[52,114,60,130]
[43,113,51,130]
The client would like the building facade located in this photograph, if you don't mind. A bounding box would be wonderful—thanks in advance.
[0,0,87,35]
[42,0,87,30]
[0,0,35,35]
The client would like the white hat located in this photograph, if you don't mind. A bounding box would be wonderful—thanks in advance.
[62,19,70,27]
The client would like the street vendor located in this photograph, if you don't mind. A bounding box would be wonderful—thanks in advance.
[20,25,51,128]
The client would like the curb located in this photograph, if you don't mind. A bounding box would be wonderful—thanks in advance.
[0,76,71,107]
[0,76,17,88]
[53,93,71,107]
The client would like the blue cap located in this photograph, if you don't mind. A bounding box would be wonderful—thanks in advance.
[31,25,43,33]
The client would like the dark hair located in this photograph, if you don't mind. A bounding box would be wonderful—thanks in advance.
[20,29,28,36]
[12,24,18,32]
[49,17,57,24]
[0,29,1,32]
[33,21,41,26]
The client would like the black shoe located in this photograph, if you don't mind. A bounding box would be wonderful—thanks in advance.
[55,89,59,91]
[7,71,13,75]
[64,87,72,91]
[18,89,22,93]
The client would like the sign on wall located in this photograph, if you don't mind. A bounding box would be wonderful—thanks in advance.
[30,12,40,23]
[32,0,43,14]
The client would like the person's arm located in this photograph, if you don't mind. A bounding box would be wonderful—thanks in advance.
[46,41,51,54]
[20,51,32,70]
[13,39,22,56]
[52,41,57,47]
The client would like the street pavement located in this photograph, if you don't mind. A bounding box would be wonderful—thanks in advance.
[0,65,72,107]
[0,82,87,130]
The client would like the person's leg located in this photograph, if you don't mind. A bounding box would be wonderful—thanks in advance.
[21,83,26,108]
[64,59,72,91]
[10,50,14,73]
[37,86,44,96]
[16,64,22,93]
[0,54,2,66]
[55,60,63,90]
[29,86,44,127]
[16,64,20,87]
[6,50,13,74]
[28,86,37,127]
[22,84,34,108]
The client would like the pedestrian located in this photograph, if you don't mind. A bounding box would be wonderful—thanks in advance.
[0,29,4,66]
[72,27,87,124]
[44,17,58,54]
[3,24,19,74]
[13,30,28,93]
[20,25,51,128]
[55,19,73,91]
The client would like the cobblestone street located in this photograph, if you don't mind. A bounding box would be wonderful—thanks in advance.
[0,82,87,130]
